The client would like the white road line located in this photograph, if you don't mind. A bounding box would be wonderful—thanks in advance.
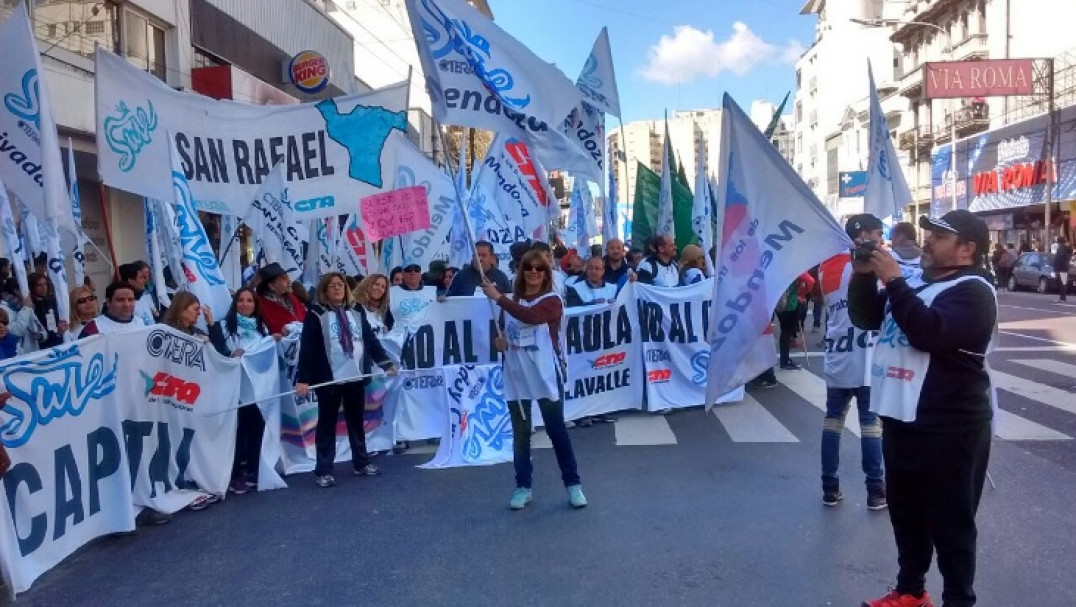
[1009,359,1076,380]
[995,346,1076,352]
[991,369,1076,416]
[999,304,1072,314]
[531,429,552,449]
[993,409,1071,441]
[614,415,678,446]
[710,396,799,443]
[774,368,861,437]
[999,331,1076,349]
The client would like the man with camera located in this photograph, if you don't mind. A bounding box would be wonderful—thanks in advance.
[850,210,996,607]
[817,215,886,510]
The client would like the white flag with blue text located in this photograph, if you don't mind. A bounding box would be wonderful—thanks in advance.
[66,141,90,287]
[576,27,621,117]
[565,178,597,253]
[393,136,454,270]
[0,5,76,240]
[242,164,306,281]
[0,179,30,296]
[41,218,70,322]
[864,61,911,219]
[404,0,591,171]
[705,95,852,404]
[169,138,232,325]
[603,170,618,247]
[144,200,172,308]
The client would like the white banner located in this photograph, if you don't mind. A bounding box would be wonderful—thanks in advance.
[110,326,241,513]
[0,6,75,239]
[562,287,643,418]
[0,338,134,597]
[635,280,743,410]
[419,364,511,469]
[95,49,409,218]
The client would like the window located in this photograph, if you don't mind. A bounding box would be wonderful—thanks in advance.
[29,0,118,59]
[123,9,167,81]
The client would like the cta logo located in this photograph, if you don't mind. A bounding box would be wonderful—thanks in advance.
[645,349,671,363]
[588,351,626,369]
[142,371,201,406]
[293,196,335,213]
[290,50,330,94]
[647,369,672,383]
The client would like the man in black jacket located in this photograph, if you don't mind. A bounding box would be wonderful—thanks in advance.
[850,210,996,607]
[1052,236,1072,301]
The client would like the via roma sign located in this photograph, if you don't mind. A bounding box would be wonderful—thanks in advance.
[924,59,1034,99]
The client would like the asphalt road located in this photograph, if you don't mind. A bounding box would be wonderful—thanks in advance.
[6,289,1076,606]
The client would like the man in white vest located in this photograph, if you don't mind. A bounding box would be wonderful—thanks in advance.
[79,282,148,338]
[850,210,996,607]
[818,215,885,511]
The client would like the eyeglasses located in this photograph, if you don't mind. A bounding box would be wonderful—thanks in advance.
[76,295,98,304]
[522,264,549,273]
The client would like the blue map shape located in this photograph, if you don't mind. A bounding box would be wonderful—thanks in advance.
[316,99,408,187]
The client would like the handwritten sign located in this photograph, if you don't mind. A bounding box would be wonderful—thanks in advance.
[360,186,431,241]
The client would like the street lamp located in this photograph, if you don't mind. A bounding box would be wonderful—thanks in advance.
[851,17,959,214]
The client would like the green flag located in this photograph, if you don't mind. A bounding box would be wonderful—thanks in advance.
[631,161,697,251]
[763,91,791,140]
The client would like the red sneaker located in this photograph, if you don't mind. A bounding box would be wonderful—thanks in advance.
[861,589,934,607]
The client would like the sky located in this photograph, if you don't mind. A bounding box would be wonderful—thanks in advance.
[491,0,815,124]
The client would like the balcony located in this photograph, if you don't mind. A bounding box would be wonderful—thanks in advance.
[898,127,934,153]
[951,33,988,61]
[898,64,924,98]
[935,102,990,143]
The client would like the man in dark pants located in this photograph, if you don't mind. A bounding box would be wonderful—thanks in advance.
[850,210,996,607]
[1052,236,1072,301]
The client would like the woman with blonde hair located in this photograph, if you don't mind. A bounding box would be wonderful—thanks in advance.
[482,250,585,511]
[294,272,397,488]
[65,285,100,342]
[162,291,213,340]
[679,244,707,286]
[353,274,393,337]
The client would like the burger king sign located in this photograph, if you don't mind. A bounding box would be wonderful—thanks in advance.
[289,50,330,94]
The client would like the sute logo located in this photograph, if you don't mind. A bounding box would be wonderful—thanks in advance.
[141,371,201,406]
[103,100,158,172]
[4,69,40,129]
[588,351,626,369]
[647,369,672,383]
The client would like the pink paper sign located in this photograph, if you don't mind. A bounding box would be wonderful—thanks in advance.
[359,186,431,241]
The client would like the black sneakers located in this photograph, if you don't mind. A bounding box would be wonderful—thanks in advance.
[867,487,888,511]
[822,490,844,507]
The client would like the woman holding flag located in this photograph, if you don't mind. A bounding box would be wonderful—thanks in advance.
[481,250,586,511]
[294,272,398,488]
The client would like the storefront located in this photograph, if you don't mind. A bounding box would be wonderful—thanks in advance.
[932,103,1076,251]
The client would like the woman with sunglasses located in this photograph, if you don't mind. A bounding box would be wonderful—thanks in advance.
[0,307,20,360]
[209,287,269,495]
[295,272,398,488]
[64,286,100,343]
[482,250,586,511]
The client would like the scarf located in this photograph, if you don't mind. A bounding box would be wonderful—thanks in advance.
[331,305,354,356]
[236,314,260,340]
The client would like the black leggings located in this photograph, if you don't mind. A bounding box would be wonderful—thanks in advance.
[777,310,800,364]
[232,404,265,481]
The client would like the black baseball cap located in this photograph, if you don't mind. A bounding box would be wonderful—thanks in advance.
[844,214,884,239]
[919,210,989,253]
[402,263,422,272]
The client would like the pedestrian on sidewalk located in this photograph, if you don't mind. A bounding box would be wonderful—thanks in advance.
[481,250,586,511]
[776,272,815,370]
[1052,236,1071,301]
[850,210,996,607]
[817,214,886,511]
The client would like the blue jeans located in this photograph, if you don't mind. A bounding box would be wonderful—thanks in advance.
[821,386,883,492]
[508,398,580,489]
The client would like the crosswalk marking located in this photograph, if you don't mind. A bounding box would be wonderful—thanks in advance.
[775,369,861,437]
[990,369,1076,416]
[993,409,1071,441]
[710,395,799,443]
[532,429,552,449]
[1009,358,1076,380]
[614,415,677,446]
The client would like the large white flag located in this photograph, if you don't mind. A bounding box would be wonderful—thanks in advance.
[242,164,306,281]
[169,138,232,325]
[864,61,911,219]
[656,119,674,237]
[447,140,473,271]
[576,27,621,117]
[0,5,75,239]
[692,139,714,277]
[95,48,408,218]
[41,218,70,322]
[405,0,590,171]
[147,197,185,296]
[603,170,618,247]
[705,95,852,403]
[393,137,454,269]
[565,178,597,253]
[144,200,172,308]
[561,103,605,185]
[0,179,30,296]
[219,214,242,290]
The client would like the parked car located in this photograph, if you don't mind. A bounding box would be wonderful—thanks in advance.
[1008,252,1076,293]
